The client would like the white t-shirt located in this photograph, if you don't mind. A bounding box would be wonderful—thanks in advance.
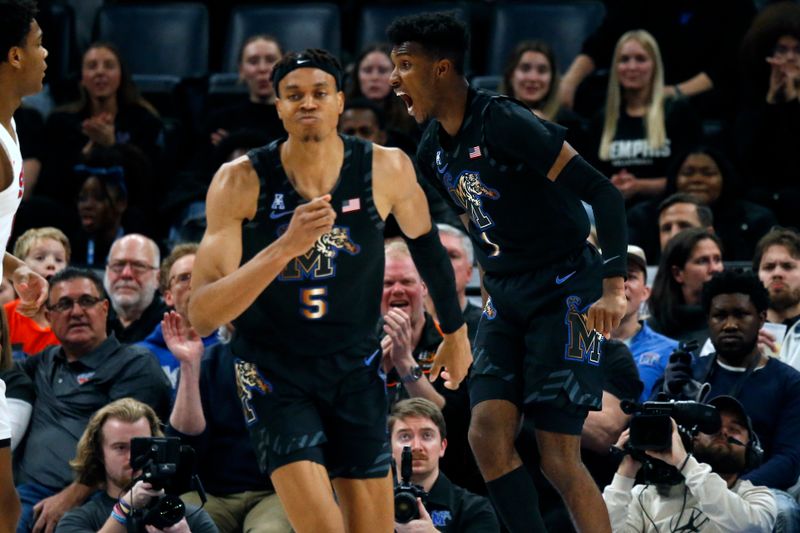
[0,378,12,446]
[0,118,25,281]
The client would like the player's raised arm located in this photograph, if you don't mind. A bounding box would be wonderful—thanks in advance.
[188,157,336,336]
[373,145,471,389]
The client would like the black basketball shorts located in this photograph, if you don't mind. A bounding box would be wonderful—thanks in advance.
[234,339,391,478]
[469,244,606,435]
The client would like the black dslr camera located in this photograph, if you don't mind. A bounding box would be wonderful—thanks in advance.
[614,400,721,485]
[129,437,203,530]
[393,445,429,524]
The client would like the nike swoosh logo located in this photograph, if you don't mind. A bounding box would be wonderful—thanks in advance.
[555,271,576,285]
[269,210,294,220]
[296,59,310,64]
[436,163,448,174]
[363,349,379,366]
[603,255,621,265]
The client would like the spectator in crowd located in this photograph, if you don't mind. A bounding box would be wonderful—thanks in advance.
[628,192,714,263]
[603,397,777,532]
[104,234,167,343]
[0,307,33,451]
[380,241,477,494]
[754,228,800,368]
[500,40,587,151]
[39,42,163,208]
[339,98,417,155]
[389,398,499,532]
[138,243,217,390]
[14,267,170,533]
[347,44,417,138]
[55,398,217,533]
[648,228,723,345]
[587,30,700,205]
[4,227,69,356]
[736,2,800,227]
[659,269,800,525]
[165,316,291,533]
[610,245,677,402]
[558,0,754,120]
[661,146,777,261]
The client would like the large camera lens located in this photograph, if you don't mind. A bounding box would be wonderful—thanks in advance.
[144,495,186,529]
[394,491,420,523]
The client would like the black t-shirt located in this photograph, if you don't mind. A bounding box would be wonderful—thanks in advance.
[107,297,169,344]
[13,106,45,160]
[590,98,700,181]
[423,473,499,532]
[417,88,626,278]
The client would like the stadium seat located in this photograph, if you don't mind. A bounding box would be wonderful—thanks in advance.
[62,0,104,52]
[486,1,606,75]
[470,75,501,92]
[221,4,341,73]
[94,3,209,79]
[356,3,468,53]
[38,2,79,104]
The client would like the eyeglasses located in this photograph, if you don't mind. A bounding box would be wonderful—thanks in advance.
[169,272,192,287]
[47,295,104,313]
[107,260,158,275]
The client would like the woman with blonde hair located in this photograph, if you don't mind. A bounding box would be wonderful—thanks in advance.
[589,30,700,205]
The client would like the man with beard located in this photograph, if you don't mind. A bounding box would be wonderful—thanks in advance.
[602,396,777,532]
[753,228,800,367]
[104,234,167,343]
[55,398,216,533]
[662,269,800,495]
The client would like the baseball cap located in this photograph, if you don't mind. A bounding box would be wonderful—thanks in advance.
[707,395,751,432]
[627,245,647,275]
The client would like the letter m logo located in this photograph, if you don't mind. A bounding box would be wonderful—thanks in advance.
[563,296,603,366]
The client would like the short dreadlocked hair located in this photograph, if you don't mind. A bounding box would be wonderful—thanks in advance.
[387,12,469,74]
[701,269,769,316]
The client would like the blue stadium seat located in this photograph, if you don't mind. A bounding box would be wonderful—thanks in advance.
[63,0,104,52]
[95,3,209,79]
[38,2,79,92]
[486,1,606,75]
[356,3,468,53]
[221,4,341,73]
[470,75,501,92]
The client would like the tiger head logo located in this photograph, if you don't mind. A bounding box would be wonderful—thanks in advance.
[451,171,499,209]
[234,359,272,425]
[314,226,361,258]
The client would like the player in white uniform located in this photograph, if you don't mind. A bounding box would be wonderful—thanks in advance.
[0,3,49,529]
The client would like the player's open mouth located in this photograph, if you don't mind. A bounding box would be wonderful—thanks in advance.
[396,92,414,113]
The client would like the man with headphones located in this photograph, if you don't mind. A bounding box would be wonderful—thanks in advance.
[603,395,777,532]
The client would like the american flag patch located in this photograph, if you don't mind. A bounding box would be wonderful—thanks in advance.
[342,197,361,213]
[468,146,482,159]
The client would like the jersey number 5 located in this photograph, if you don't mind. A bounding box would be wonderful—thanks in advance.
[301,287,328,319]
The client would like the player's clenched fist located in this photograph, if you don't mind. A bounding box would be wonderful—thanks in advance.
[279,194,337,258]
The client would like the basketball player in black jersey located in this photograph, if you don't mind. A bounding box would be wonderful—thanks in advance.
[388,13,628,533]
[189,49,471,533]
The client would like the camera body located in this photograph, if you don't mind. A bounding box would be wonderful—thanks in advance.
[393,445,429,524]
[129,437,197,530]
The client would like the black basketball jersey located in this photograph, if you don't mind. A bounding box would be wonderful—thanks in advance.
[417,88,593,275]
[231,135,385,359]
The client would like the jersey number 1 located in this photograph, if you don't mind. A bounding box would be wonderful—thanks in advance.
[301,287,328,319]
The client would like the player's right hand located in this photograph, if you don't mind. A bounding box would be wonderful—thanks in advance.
[279,194,336,258]
[430,323,472,390]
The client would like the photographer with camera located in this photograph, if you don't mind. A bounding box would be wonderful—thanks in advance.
[55,398,217,533]
[603,395,777,532]
[389,399,498,532]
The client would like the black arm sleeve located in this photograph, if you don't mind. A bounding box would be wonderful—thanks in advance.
[403,225,465,334]
[558,155,627,279]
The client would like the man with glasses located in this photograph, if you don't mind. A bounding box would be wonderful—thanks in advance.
[139,243,218,391]
[104,234,167,343]
[14,267,170,533]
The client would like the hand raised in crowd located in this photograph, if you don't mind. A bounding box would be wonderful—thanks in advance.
[758,327,779,356]
[278,195,336,259]
[162,311,203,369]
[210,128,229,146]
[644,418,689,469]
[383,308,418,374]
[766,53,800,103]
[145,518,192,533]
[13,265,48,318]
[394,498,439,533]
[81,112,116,147]
[430,323,471,391]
